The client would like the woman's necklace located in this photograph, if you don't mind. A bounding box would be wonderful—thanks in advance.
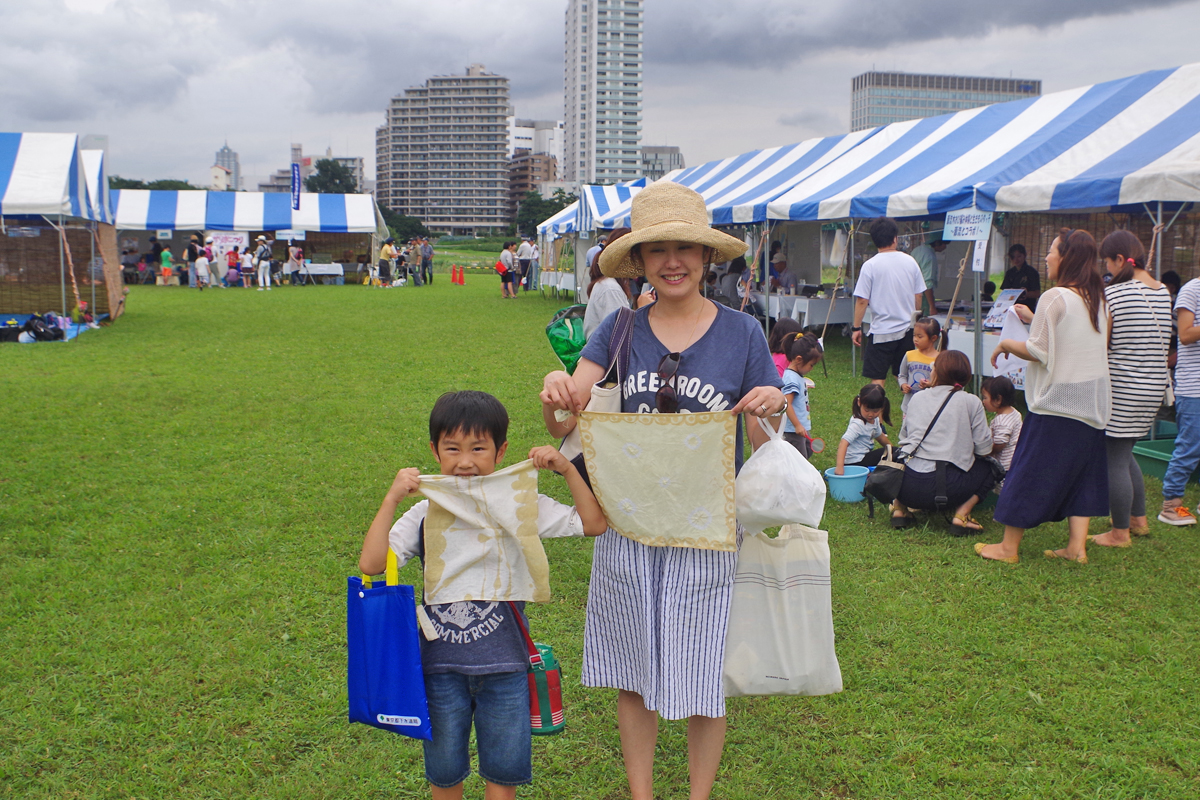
[653,297,707,353]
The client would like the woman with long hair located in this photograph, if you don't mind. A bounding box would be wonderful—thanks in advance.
[1091,231,1172,545]
[979,229,1110,564]
[583,227,633,337]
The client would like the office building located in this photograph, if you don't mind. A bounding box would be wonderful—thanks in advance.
[376,64,510,235]
[563,0,643,185]
[214,142,241,191]
[850,71,1041,132]
[507,118,564,165]
[258,144,364,193]
[641,146,684,181]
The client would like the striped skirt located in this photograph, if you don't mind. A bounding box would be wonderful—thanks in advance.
[581,526,741,720]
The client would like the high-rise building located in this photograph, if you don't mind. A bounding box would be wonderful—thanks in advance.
[376,64,510,235]
[641,146,684,181]
[563,0,643,185]
[215,142,240,191]
[850,72,1041,132]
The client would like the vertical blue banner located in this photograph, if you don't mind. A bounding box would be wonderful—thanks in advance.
[291,163,301,211]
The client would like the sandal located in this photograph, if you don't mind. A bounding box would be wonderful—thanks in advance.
[891,513,915,529]
[951,514,983,534]
[1043,548,1088,565]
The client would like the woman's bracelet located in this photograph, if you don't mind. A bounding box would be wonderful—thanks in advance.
[769,396,789,417]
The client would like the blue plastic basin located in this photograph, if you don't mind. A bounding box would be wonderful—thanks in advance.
[824,465,870,503]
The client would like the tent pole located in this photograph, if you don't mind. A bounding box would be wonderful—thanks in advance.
[849,221,856,378]
[59,214,67,319]
[1156,202,1163,280]
[763,221,771,339]
[90,221,96,320]
[973,264,984,394]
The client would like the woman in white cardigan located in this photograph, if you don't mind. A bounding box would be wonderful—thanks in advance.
[978,229,1111,565]
[583,227,633,337]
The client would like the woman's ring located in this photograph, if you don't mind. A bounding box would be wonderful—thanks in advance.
[759,403,767,413]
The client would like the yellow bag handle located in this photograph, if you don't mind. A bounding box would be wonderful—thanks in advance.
[360,548,399,589]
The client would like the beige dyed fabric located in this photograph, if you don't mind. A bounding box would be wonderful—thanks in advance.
[580,411,737,551]
[417,459,551,604]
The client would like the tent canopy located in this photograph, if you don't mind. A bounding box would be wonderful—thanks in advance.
[0,132,96,220]
[81,149,113,224]
[767,62,1200,220]
[112,189,383,233]
[538,200,579,236]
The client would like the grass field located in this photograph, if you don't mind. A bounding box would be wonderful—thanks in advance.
[3,280,1199,799]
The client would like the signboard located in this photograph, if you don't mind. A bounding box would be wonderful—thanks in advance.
[209,231,248,265]
[5,227,41,238]
[156,229,173,240]
[274,229,306,241]
[290,163,301,211]
[972,240,988,272]
[943,209,993,241]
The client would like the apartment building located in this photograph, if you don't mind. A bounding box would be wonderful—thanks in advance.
[563,0,643,185]
[375,64,510,235]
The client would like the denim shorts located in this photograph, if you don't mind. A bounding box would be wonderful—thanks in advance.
[423,670,531,788]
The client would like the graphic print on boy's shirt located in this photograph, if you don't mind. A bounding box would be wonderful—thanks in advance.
[420,599,528,675]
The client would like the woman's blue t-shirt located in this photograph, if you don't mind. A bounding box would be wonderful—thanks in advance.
[580,302,782,471]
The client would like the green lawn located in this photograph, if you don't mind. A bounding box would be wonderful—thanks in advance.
[2,281,1198,799]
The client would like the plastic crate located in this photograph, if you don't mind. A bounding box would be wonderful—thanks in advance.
[1132,438,1200,482]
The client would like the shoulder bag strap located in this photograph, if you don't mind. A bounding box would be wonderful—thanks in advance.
[508,601,543,667]
[905,388,959,460]
[603,306,636,385]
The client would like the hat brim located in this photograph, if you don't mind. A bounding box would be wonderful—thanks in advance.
[598,222,748,278]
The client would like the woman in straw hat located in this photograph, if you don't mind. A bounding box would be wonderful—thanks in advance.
[540,181,785,799]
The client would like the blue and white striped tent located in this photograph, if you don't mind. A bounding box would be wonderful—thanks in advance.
[0,132,97,220]
[767,63,1200,221]
[112,189,384,233]
[577,178,647,231]
[81,149,114,224]
[537,199,579,236]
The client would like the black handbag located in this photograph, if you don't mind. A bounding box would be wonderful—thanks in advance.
[863,389,959,505]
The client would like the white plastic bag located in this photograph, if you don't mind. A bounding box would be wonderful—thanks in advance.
[723,524,842,697]
[735,416,826,532]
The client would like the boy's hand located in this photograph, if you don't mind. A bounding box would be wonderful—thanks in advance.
[385,468,421,503]
[917,378,930,389]
[900,383,912,394]
[529,445,570,475]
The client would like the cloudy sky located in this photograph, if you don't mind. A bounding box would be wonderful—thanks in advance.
[5,0,1199,188]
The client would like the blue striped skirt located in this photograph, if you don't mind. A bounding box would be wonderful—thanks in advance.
[581,527,741,720]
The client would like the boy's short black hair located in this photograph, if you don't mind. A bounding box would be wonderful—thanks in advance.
[869,217,898,249]
[429,391,508,448]
[984,281,996,294]
[981,376,1016,407]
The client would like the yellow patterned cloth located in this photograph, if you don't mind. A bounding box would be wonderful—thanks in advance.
[417,459,551,604]
[579,411,738,551]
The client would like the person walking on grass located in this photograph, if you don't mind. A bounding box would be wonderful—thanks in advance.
[851,218,928,387]
[421,237,434,285]
[978,229,1110,565]
[1089,230,1172,545]
[499,242,518,299]
[1156,259,1200,527]
[254,235,273,291]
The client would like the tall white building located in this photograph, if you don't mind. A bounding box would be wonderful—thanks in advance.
[214,142,240,191]
[563,0,643,185]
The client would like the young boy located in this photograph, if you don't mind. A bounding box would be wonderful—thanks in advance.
[359,391,606,800]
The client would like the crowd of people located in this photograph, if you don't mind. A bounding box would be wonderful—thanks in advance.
[354,179,1190,800]
[119,234,289,289]
[377,237,435,287]
[495,236,541,297]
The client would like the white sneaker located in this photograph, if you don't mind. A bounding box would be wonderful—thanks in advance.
[258,288,264,291]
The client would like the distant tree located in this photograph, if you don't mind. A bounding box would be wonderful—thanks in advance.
[304,159,358,194]
[108,176,198,191]
[379,204,431,241]
[515,190,575,237]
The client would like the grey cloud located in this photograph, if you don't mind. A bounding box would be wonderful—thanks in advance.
[645,0,1196,68]
[777,109,840,129]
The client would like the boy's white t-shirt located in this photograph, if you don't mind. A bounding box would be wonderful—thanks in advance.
[853,250,927,337]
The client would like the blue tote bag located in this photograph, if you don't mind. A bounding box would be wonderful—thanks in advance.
[346,549,432,740]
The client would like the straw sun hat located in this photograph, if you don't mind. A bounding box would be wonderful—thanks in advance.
[598,181,748,278]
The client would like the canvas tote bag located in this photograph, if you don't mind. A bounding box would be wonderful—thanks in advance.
[579,410,738,551]
[723,524,843,697]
